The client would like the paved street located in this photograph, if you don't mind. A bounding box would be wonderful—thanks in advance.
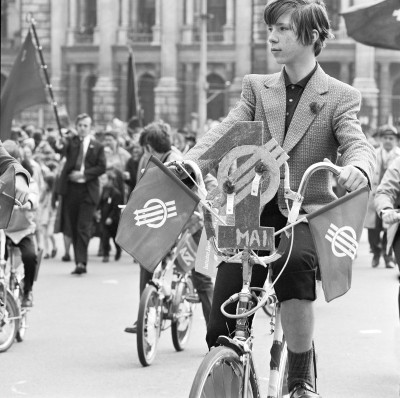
[0,232,399,398]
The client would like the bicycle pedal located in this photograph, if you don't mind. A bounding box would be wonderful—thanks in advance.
[185,293,200,304]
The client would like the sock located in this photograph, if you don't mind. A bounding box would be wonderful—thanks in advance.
[287,347,314,392]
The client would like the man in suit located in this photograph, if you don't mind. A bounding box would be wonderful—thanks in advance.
[365,125,400,269]
[182,1,376,397]
[57,114,106,275]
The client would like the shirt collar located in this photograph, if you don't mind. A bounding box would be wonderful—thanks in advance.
[283,62,318,88]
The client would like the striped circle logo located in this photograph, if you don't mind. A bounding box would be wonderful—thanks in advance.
[133,198,177,229]
[325,223,358,260]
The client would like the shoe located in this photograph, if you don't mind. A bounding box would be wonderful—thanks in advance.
[102,256,109,263]
[21,291,33,308]
[371,254,380,268]
[71,263,87,275]
[124,321,137,334]
[51,248,57,258]
[115,249,121,261]
[62,254,71,262]
[385,260,395,269]
[290,383,321,398]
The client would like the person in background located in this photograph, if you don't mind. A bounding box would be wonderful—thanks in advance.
[124,141,143,196]
[3,140,38,307]
[97,170,123,263]
[365,124,400,269]
[374,157,400,319]
[0,141,30,205]
[55,113,106,275]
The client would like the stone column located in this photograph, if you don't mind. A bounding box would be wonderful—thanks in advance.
[229,0,252,106]
[92,0,118,128]
[223,0,234,43]
[183,63,195,126]
[352,43,379,129]
[181,0,194,44]
[117,0,130,44]
[67,0,77,45]
[51,0,68,111]
[378,62,391,126]
[340,62,350,84]
[68,64,79,119]
[152,0,161,44]
[154,0,181,127]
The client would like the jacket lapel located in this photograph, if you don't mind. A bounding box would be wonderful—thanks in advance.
[261,72,286,147]
[283,66,328,153]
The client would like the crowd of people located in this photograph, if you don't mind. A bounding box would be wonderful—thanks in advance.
[1,115,200,309]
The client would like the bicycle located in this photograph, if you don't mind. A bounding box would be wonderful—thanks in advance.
[183,155,344,398]
[0,228,29,352]
[135,228,199,367]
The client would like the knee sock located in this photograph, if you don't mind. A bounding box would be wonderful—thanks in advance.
[287,347,314,392]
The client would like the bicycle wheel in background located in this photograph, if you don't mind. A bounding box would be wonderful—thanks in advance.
[0,290,19,352]
[189,345,258,398]
[276,337,289,398]
[171,275,195,351]
[136,285,162,366]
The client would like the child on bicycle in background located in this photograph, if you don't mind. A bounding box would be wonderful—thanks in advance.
[2,140,39,308]
[180,1,376,397]
[124,122,215,334]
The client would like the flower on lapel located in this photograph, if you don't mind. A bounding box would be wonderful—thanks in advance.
[309,102,320,115]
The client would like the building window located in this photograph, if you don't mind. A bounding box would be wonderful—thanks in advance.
[326,0,340,31]
[138,0,155,34]
[207,0,226,41]
[79,0,97,33]
[139,73,155,126]
[393,78,400,128]
[207,73,226,121]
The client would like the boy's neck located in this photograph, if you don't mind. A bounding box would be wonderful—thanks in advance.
[284,59,317,84]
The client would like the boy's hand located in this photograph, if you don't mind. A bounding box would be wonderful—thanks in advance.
[338,165,368,192]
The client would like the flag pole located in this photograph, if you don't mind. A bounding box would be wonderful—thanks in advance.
[27,14,62,134]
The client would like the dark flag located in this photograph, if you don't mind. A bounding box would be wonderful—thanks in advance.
[307,186,369,302]
[0,166,16,229]
[341,0,400,51]
[116,156,200,272]
[0,30,48,140]
[127,52,140,124]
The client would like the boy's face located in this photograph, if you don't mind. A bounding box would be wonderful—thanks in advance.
[267,11,313,67]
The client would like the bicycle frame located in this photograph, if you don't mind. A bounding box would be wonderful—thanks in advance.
[185,158,343,398]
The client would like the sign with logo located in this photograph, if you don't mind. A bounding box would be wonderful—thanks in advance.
[134,199,177,228]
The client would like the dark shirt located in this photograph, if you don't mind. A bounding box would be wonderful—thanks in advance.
[283,63,318,134]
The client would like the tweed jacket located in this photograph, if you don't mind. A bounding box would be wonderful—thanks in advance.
[374,157,400,253]
[57,135,106,205]
[184,65,376,217]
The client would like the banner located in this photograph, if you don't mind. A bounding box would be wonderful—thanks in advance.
[307,186,369,302]
[341,0,400,51]
[0,31,48,140]
[116,156,200,272]
[0,166,16,229]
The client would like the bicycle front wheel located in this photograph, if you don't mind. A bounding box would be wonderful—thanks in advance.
[189,346,257,398]
[0,290,19,353]
[171,276,195,351]
[136,285,162,366]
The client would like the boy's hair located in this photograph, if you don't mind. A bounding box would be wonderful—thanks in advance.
[264,0,333,56]
[75,113,92,126]
[142,122,172,154]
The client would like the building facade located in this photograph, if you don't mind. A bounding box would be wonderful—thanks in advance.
[1,0,400,133]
